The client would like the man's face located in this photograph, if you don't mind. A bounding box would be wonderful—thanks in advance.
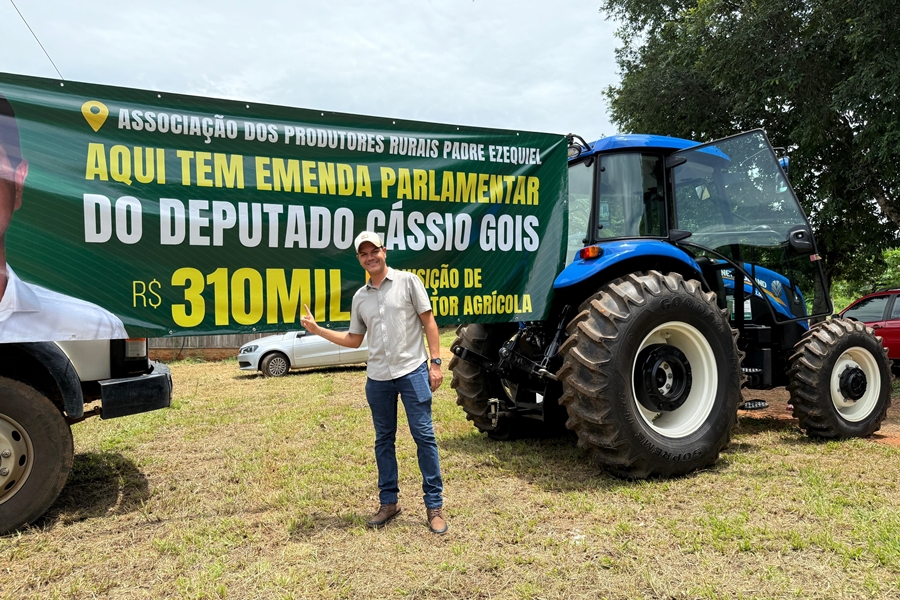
[357,242,387,276]
[0,143,26,240]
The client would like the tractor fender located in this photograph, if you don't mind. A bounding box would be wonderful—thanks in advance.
[553,240,702,289]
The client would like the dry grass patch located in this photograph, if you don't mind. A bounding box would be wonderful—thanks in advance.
[3,340,900,599]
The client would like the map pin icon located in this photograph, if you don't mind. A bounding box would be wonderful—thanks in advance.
[81,101,109,132]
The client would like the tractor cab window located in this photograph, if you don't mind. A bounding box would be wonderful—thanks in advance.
[596,153,666,239]
[566,157,594,261]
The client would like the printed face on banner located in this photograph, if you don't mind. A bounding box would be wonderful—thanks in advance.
[0,72,569,341]
[0,127,25,241]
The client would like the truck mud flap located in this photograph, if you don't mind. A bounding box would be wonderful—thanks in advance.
[99,362,173,419]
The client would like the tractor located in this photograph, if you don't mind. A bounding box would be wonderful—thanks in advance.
[449,129,890,478]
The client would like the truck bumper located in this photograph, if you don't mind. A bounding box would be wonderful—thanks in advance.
[99,361,173,419]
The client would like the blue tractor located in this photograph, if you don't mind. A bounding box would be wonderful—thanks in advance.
[449,130,891,478]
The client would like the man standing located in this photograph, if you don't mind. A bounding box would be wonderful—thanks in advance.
[300,231,447,534]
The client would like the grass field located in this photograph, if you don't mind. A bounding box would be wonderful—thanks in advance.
[3,331,900,599]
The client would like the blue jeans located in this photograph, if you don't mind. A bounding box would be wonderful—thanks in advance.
[365,362,444,508]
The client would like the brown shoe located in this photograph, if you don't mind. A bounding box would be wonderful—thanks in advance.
[367,503,401,528]
[427,507,448,535]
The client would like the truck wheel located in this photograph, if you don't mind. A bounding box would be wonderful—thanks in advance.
[787,318,891,438]
[0,377,74,535]
[557,271,741,479]
[261,352,290,377]
[449,323,531,440]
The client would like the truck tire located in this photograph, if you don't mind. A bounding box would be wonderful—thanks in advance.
[450,323,531,440]
[261,352,290,377]
[787,318,890,438]
[0,377,74,535]
[557,271,742,479]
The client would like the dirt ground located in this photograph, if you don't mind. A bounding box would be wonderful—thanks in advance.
[740,386,900,447]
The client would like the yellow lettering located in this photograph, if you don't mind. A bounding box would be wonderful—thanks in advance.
[214,154,244,189]
[337,164,354,195]
[177,150,194,186]
[85,143,108,181]
[156,148,166,184]
[329,270,350,321]
[428,170,440,201]
[356,166,372,197]
[318,162,336,195]
[527,176,539,205]
[314,269,327,321]
[380,166,396,198]
[195,151,213,187]
[231,268,263,325]
[513,176,527,205]
[273,158,300,192]
[477,173,489,203]
[413,169,427,200]
[266,268,311,324]
[302,160,318,194]
[133,147,154,184]
[397,168,412,200]
[455,172,477,203]
[255,156,272,191]
[440,171,454,201]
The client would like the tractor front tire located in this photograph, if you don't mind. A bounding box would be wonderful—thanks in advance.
[450,323,531,440]
[787,318,891,438]
[557,271,742,479]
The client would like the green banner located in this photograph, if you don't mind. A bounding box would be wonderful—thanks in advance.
[0,72,568,341]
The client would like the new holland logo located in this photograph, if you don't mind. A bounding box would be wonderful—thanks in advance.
[770,279,783,297]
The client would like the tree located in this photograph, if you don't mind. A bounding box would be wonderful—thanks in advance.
[601,0,900,293]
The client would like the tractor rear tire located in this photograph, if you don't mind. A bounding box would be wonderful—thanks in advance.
[787,318,891,438]
[450,323,533,440]
[557,271,742,479]
[0,377,74,534]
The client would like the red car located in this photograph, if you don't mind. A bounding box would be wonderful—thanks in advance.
[840,290,900,360]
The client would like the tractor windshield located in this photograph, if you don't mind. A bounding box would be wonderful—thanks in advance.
[672,130,830,320]
[672,131,803,247]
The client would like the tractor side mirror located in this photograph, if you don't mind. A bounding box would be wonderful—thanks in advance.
[787,225,813,254]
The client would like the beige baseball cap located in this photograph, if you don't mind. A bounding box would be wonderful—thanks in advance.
[354,231,384,252]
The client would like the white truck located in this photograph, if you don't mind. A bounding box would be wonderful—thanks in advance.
[0,339,171,534]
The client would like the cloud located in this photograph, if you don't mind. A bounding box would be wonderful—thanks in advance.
[0,0,621,140]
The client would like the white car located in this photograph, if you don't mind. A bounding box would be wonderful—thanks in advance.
[238,331,368,377]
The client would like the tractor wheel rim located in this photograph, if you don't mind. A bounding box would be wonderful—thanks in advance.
[0,412,34,506]
[631,321,717,438]
[830,347,881,421]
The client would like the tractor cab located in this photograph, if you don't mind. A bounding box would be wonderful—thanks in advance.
[563,130,831,386]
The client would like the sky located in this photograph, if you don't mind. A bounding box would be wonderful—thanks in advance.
[0,0,621,140]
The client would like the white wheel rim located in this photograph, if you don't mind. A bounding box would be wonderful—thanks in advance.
[632,321,718,438]
[830,346,881,422]
[0,412,35,506]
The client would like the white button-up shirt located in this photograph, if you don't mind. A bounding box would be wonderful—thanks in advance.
[0,264,127,342]
[349,268,432,381]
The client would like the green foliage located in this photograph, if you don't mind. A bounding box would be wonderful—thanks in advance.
[832,248,900,311]
[601,0,900,291]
